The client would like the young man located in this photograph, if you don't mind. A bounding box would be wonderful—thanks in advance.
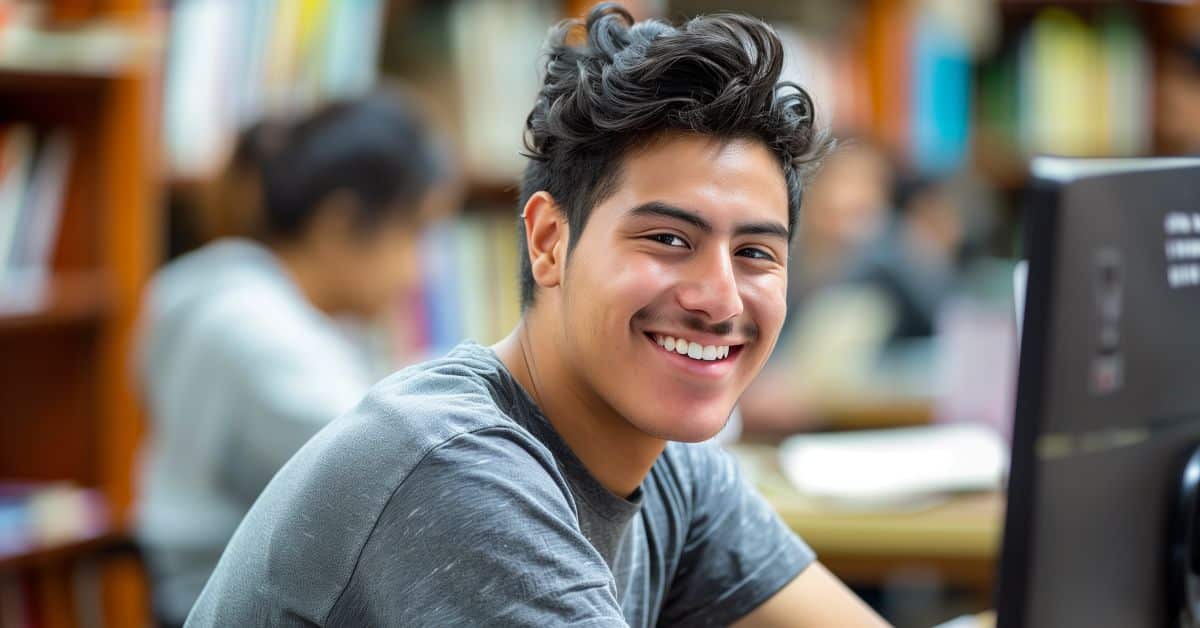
[187,6,888,627]
[137,94,454,627]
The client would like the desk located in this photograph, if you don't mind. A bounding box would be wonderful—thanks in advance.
[734,444,1004,601]
[817,395,935,431]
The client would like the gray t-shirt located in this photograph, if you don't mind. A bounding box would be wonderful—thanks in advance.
[187,342,814,627]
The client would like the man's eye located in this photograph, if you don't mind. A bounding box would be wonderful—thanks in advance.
[737,247,775,261]
[648,233,688,248]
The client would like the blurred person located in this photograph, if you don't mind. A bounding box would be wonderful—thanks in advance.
[168,119,287,257]
[740,141,894,434]
[1161,38,1200,155]
[843,172,964,343]
[187,5,887,627]
[135,93,455,628]
[791,140,892,305]
[741,168,965,435]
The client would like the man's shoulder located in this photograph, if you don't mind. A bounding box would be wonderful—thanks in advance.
[293,351,545,497]
[644,440,743,513]
[348,348,530,445]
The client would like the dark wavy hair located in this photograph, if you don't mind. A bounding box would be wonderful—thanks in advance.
[517,2,832,309]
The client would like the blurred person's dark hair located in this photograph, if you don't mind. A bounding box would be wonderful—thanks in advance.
[261,92,450,241]
[211,118,290,240]
[516,2,832,309]
[1171,40,1200,74]
[230,118,290,182]
[891,172,943,216]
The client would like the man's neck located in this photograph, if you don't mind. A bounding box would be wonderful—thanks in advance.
[271,241,338,315]
[493,318,666,499]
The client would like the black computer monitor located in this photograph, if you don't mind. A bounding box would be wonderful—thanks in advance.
[997,157,1200,628]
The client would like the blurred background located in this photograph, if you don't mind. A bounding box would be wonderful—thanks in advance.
[1,0,1199,626]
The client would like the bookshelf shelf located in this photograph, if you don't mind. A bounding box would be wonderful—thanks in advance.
[0,63,149,89]
[0,528,128,573]
[0,272,113,332]
[0,486,123,572]
[466,178,520,207]
[0,68,116,92]
[0,20,160,82]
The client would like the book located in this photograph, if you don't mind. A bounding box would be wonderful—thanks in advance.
[911,5,971,174]
[1020,8,1102,156]
[454,215,492,344]
[405,211,525,357]
[8,129,73,283]
[420,219,462,354]
[449,0,556,180]
[490,212,522,339]
[1098,7,1150,157]
[0,125,34,280]
[163,0,237,176]
[163,0,386,177]
[864,0,912,154]
[323,0,387,95]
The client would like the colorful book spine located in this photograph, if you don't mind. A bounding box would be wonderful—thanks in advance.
[911,7,971,174]
[163,0,386,177]
[410,211,524,357]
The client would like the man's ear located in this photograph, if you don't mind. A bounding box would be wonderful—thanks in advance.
[522,191,567,291]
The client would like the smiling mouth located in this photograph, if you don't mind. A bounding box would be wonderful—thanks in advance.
[645,333,743,362]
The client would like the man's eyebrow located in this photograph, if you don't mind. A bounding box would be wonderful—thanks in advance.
[628,201,789,240]
[628,202,712,233]
[734,221,790,241]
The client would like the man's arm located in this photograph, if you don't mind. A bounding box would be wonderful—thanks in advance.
[734,562,892,628]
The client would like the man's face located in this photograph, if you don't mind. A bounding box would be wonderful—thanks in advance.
[554,134,790,442]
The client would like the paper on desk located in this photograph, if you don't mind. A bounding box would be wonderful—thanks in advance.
[934,613,993,628]
[778,424,1008,508]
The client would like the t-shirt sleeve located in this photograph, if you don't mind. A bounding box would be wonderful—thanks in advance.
[658,443,815,628]
[324,428,630,627]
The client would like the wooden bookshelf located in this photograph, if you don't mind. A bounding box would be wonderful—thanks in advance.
[0,529,132,573]
[0,0,160,625]
[465,177,520,207]
[0,271,113,331]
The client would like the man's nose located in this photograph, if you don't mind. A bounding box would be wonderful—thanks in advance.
[675,247,743,324]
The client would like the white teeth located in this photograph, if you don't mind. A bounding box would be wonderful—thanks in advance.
[653,334,734,362]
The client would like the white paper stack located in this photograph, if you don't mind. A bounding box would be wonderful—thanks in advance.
[778,424,1008,509]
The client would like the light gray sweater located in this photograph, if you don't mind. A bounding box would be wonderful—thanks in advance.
[134,238,371,624]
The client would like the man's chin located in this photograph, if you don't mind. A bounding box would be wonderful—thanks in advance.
[631,412,731,444]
